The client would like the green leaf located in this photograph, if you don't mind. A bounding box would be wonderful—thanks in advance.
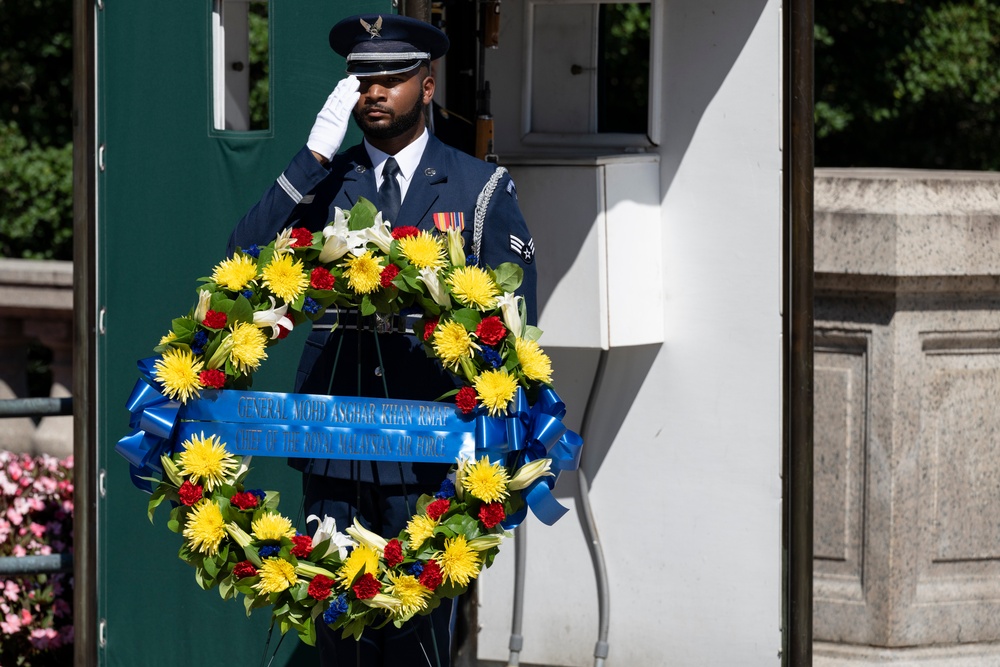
[146,486,170,523]
[492,263,523,293]
[348,197,378,230]
[171,317,198,339]
[360,294,376,316]
[229,294,254,325]
[450,308,482,331]
[522,325,543,342]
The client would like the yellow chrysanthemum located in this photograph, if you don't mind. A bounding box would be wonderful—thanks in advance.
[251,512,296,542]
[384,571,431,617]
[260,253,309,302]
[338,544,380,588]
[182,500,226,557]
[159,331,177,346]
[432,321,478,370]
[405,514,438,551]
[473,369,518,417]
[398,231,446,270]
[461,457,510,503]
[343,250,383,294]
[212,254,258,291]
[446,266,500,310]
[177,432,237,491]
[254,557,298,595]
[514,337,553,384]
[153,347,204,403]
[437,535,481,587]
[228,321,268,374]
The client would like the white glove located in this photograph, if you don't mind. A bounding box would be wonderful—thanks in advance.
[307,76,361,160]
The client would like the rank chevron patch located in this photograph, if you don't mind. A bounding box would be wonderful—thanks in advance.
[509,234,534,264]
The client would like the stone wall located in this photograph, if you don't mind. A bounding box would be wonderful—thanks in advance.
[814,169,1000,666]
[0,258,73,457]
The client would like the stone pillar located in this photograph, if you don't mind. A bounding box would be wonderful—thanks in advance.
[813,169,1000,665]
[0,317,37,453]
[25,318,73,458]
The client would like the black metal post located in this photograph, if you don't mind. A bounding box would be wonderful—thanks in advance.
[72,0,98,665]
[784,0,815,665]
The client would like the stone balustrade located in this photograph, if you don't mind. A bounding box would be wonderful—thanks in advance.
[0,258,73,457]
[814,169,1000,666]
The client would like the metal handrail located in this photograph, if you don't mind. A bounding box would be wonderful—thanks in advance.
[0,554,73,575]
[0,397,73,418]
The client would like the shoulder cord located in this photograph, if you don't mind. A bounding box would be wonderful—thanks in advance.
[473,166,508,260]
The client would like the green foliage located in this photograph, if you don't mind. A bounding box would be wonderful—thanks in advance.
[599,3,651,133]
[0,0,74,258]
[0,122,73,260]
[248,1,270,130]
[816,0,1000,169]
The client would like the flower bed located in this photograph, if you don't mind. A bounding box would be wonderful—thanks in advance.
[0,451,74,666]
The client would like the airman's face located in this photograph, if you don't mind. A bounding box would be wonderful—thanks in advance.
[352,67,434,140]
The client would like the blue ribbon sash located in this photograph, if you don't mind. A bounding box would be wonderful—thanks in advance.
[117,357,583,526]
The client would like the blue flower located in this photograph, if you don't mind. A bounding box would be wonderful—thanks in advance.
[242,289,254,300]
[435,478,455,499]
[244,244,262,258]
[465,254,479,266]
[259,545,281,558]
[191,330,209,355]
[303,297,321,315]
[323,594,349,625]
[407,562,425,577]
[479,347,502,369]
[248,488,266,501]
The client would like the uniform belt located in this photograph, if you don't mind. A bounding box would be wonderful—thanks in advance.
[311,309,419,334]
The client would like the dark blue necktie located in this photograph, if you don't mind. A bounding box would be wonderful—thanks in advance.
[379,157,401,223]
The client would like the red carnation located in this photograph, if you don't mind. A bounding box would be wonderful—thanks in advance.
[276,324,291,340]
[478,502,506,529]
[203,310,227,329]
[455,386,478,415]
[308,573,334,600]
[426,498,450,521]
[391,226,420,239]
[418,559,443,591]
[423,318,439,341]
[198,369,226,389]
[383,539,403,568]
[178,480,203,506]
[230,491,260,511]
[475,316,507,346]
[233,560,258,579]
[380,263,400,288]
[291,534,314,558]
[290,227,314,247]
[310,266,335,290]
[352,572,381,600]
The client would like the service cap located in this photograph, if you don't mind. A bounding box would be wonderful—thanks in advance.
[329,14,450,77]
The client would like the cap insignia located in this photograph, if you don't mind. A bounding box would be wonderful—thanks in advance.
[360,16,383,39]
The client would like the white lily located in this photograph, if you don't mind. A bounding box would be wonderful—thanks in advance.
[319,214,366,262]
[234,455,253,480]
[193,289,211,322]
[205,333,233,369]
[253,296,294,340]
[307,514,357,560]
[417,267,451,307]
[363,213,394,254]
[454,455,473,501]
[346,516,389,552]
[507,458,554,491]
[224,523,253,550]
[446,228,466,267]
[159,454,184,487]
[361,594,403,612]
[468,534,505,551]
[273,227,295,255]
[497,292,525,338]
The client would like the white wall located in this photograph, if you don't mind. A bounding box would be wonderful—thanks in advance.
[476,1,783,664]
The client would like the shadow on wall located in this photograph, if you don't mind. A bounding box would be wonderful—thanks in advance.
[659,1,770,194]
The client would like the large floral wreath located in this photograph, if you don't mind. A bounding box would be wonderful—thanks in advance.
[131,198,579,644]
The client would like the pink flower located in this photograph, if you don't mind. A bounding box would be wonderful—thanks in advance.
[3,581,19,601]
[1,612,22,634]
[6,507,22,526]
[29,522,46,538]
[20,608,32,625]
[29,627,59,649]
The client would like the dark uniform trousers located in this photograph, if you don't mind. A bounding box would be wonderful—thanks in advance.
[228,134,537,666]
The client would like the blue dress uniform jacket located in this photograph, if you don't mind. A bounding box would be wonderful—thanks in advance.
[227,135,537,486]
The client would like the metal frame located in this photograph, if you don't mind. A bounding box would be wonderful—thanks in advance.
[72,0,99,665]
[783,0,815,664]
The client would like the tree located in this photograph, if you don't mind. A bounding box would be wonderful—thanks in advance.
[0,0,73,259]
[816,0,1000,170]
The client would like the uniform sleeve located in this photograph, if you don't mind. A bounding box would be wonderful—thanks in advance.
[478,172,538,325]
[226,146,333,255]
